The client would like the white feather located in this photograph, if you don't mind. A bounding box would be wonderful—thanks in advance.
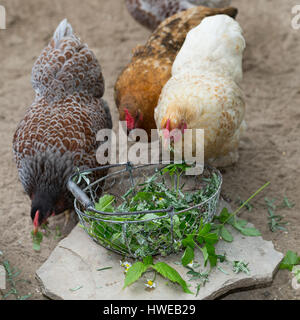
[53,19,74,48]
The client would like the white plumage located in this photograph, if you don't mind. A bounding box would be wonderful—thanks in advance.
[154,15,246,167]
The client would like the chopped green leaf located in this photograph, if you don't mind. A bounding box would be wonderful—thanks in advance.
[96,195,115,212]
[181,246,194,267]
[96,267,112,271]
[217,266,229,275]
[31,231,43,252]
[280,251,300,271]
[282,196,295,209]
[265,198,277,210]
[233,261,250,275]
[200,246,209,267]
[70,286,83,292]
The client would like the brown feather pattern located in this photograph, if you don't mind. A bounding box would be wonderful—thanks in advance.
[13,20,112,216]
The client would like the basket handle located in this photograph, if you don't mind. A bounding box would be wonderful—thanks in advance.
[67,180,94,210]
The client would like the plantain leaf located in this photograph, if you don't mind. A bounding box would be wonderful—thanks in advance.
[143,256,154,266]
[123,262,148,289]
[234,225,261,237]
[234,219,248,228]
[220,226,234,242]
[152,262,193,294]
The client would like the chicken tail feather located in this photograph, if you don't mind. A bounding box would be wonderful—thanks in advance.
[53,19,74,48]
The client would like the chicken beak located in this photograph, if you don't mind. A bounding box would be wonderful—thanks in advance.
[162,118,171,147]
[33,226,38,236]
[163,129,170,147]
[173,131,182,144]
[33,210,40,235]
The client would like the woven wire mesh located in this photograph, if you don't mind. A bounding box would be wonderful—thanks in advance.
[69,163,222,259]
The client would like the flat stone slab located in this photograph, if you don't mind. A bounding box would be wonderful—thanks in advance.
[0,265,6,290]
[36,201,283,300]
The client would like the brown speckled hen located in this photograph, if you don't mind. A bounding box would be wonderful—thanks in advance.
[115,6,237,138]
[13,19,112,233]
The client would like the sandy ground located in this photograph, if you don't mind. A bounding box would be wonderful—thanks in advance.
[0,0,299,300]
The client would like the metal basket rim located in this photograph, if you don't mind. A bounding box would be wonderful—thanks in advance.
[70,162,223,222]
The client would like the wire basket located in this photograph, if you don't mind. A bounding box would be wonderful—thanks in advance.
[67,162,222,259]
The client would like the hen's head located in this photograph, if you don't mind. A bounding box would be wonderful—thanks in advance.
[124,108,144,132]
[161,117,187,145]
[31,192,56,235]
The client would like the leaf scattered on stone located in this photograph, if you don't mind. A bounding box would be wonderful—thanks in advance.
[69,286,83,292]
[280,251,300,271]
[97,267,112,271]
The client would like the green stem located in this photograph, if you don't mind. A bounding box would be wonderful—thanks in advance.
[152,270,157,283]
[176,173,181,197]
[194,242,202,252]
[222,181,270,226]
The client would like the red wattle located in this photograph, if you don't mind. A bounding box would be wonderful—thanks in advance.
[166,119,171,132]
[124,108,135,130]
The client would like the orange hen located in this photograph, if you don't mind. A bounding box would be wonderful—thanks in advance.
[115,6,238,138]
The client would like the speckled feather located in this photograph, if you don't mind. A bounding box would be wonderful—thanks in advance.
[31,19,105,103]
[125,0,231,31]
[115,6,238,136]
[13,20,112,214]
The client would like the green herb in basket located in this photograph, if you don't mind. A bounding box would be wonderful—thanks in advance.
[82,165,222,258]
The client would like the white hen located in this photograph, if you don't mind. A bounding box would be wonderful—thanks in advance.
[154,15,246,167]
